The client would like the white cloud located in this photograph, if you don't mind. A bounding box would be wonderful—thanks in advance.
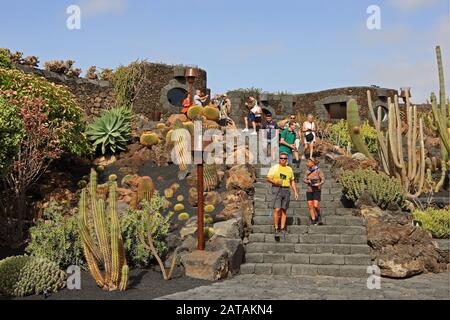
[387,0,443,13]
[79,0,126,17]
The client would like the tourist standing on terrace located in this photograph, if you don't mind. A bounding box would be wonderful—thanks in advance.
[267,152,299,238]
[194,89,208,106]
[279,121,297,165]
[181,93,191,116]
[218,93,233,127]
[303,158,324,225]
[302,114,317,160]
[242,96,262,135]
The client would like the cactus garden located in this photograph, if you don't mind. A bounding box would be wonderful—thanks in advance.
[0,2,449,301]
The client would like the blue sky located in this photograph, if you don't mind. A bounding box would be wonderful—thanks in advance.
[0,0,449,102]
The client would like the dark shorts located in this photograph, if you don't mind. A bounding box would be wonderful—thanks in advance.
[248,113,256,122]
[272,187,291,210]
[306,190,321,201]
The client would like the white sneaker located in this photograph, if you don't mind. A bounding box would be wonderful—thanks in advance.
[242,128,249,133]
[250,131,258,136]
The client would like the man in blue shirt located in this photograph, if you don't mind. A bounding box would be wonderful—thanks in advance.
[262,113,279,160]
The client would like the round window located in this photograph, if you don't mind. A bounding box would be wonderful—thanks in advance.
[167,88,188,108]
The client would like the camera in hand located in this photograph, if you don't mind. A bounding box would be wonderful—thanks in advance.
[280,173,287,180]
[310,179,320,187]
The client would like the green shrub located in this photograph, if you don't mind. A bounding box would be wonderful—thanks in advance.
[0,255,66,297]
[0,48,12,69]
[120,193,173,268]
[0,98,23,173]
[110,61,147,107]
[26,202,86,269]
[340,168,406,209]
[0,67,89,157]
[86,106,133,154]
[413,207,450,239]
[330,120,377,154]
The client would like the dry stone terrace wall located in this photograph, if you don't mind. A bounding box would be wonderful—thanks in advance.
[227,86,398,124]
[14,63,207,120]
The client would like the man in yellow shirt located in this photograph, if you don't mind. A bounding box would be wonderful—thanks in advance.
[267,152,299,238]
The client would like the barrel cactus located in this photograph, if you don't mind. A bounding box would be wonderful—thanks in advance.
[202,105,220,121]
[178,212,190,222]
[0,256,66,297]
[204,204,215,213]
[174,203,185,212]
[187,106,203,120]
[140,131,160,147]
[164,188,174,199]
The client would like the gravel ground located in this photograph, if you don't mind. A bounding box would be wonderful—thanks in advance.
[10,267,212,300]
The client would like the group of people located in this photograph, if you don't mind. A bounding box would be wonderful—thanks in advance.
[267,155,325,238]
[181,90,233,127]
[261,107,322,237]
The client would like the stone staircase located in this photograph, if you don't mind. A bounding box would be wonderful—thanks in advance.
[241,162,373,277]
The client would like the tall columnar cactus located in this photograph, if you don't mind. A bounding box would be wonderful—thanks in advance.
[346,99,373,159]
[78,170,128,291]
[429,46,450,192]
[171,120,191,171]
[368,92,426,199]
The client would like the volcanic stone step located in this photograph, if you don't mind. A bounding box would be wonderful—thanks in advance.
[245,252,372,266]
[255,200,345,209]
[247,232,368,245]
[246,242,371,256]
[240,263,370,277]
[252,219,366,234]
[254,206,354,214]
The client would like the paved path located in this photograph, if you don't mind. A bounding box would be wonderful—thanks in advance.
[157,272,450,300]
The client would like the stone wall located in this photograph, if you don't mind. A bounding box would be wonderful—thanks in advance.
[227,86,398,125]
[15,63,208,120]
[15,64,115,119]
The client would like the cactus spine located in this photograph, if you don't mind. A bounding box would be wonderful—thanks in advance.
[347,99,373,159]
[78,170,128,291]
[203,163,219,191]
[368,92,425,199]
[137,176,154,204]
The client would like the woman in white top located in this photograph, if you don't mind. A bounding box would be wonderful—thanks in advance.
[243,97,262,135]
[302,114,316,160]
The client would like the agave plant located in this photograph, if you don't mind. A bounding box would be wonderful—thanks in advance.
[86,106,133,154]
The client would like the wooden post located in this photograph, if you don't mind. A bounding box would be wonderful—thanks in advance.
[197,160,204,250]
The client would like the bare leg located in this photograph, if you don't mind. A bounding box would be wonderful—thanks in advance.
[244,117,249,129]
[252,121,257,132]
[308,200,316,221]
[280,209,287,230]
[314,200,321,223]
[273,208,280,231]
[309,143,314,159]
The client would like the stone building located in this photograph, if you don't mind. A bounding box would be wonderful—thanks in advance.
[227,86,399,125]
[14,63,208,121]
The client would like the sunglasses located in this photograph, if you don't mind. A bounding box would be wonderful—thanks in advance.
[280,157,288,160]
